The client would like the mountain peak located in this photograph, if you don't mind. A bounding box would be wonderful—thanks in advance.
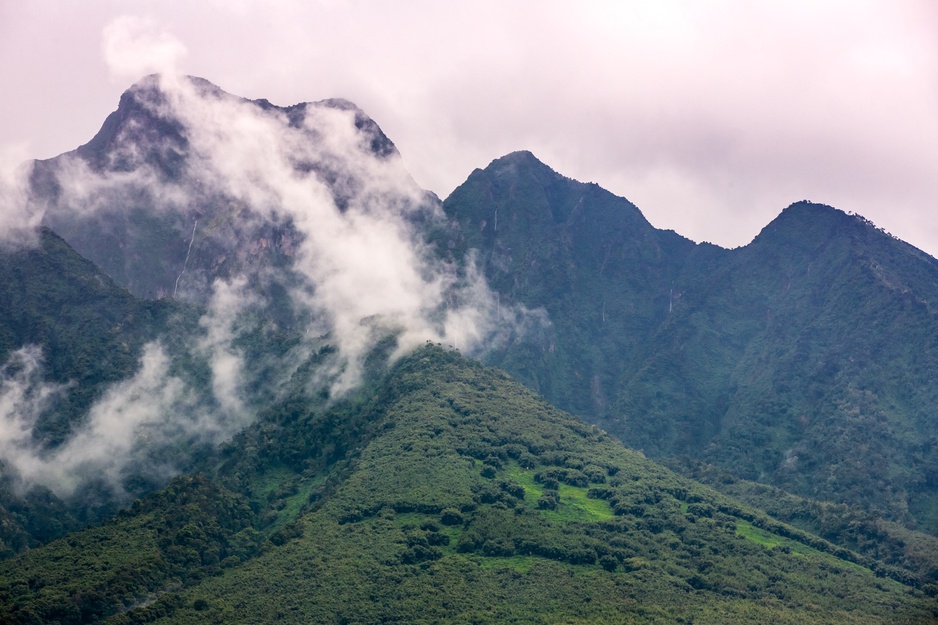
[491,149,540,165]
[752,200,937,266]
[749,200,866,252]
[776,200,849,223]
[35,75,414,301]
[126,73,223,95]
[73,76,397,167]
[483,150,557,180]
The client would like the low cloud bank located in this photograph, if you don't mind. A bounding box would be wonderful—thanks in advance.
[0,289,256,500]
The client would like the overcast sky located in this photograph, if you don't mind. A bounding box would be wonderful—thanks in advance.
[2,1,937,255]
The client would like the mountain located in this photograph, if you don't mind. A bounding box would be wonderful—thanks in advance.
[0,228,198,554]
[439,150,694,418]
[441,153,938,534]
[4,75,489,558]
[27,74,497,404]
[4,75,938,621]
[31,74,434,306]
[1,346,934,624]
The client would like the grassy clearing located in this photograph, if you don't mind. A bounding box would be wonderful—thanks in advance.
[274,479,320,525]
[736,520,784,548]
[249,468,324,535]
[552,483,614,522]
[506,465,544,501]
[735,520,867,568]
[506,464,614,523]
[736,520,819,558]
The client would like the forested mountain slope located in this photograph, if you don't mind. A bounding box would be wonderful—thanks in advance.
[621,201,938,529]
[0,228,193,553]
[442,153,938,534]
[0,228,186,444]
[1,347,933,624]
[440,150,695,419]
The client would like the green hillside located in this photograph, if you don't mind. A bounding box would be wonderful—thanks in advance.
[0,229,194,553]
[618,202,938,531]
[0,228,186,445]
[1,347,934,624]
[442,153,938,534]
[668,457,938,587]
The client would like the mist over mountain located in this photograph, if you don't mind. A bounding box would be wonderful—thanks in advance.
[1,76,937,622]
[0,227,268,533]
[0,76,538,544]
[30,74,521,393]
[4,75,544,496]
[33,75,410,303]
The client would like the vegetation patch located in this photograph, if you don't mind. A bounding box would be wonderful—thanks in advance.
[736,520,784,548]
[550,483,615,523]
[470,553,538,573]
[506,464,614,522]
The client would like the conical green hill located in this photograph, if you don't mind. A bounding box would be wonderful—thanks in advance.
[4,346,932,624]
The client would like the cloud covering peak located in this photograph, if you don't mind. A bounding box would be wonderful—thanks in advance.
[1,74,534,501]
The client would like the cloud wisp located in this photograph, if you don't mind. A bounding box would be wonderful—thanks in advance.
[0,145,40,250]
[102,16,188,82]
[0,273,274,500]
[0,347,69,487]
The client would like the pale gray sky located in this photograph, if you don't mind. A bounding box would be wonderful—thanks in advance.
[2,0,937,255]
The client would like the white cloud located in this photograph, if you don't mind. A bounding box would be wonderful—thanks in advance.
[0,347,68,485]
[102,15,188,82]
[40,69,530,392]
[0,338,258,499]
[38,342,191,496]
[148,75,513,393]
[0,144,40,249]
[197,277,255,417]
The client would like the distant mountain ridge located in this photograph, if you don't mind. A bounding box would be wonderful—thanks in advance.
[442,152,938,534]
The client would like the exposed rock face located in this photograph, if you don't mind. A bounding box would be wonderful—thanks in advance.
[33,75,428,305]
